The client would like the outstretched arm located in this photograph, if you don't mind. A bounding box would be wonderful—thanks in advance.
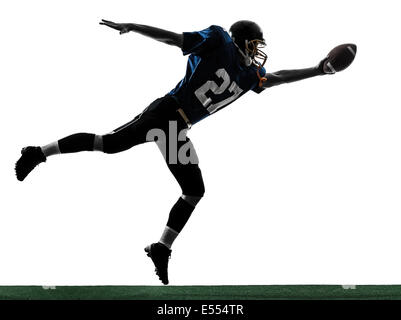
[262,43,357,88]
[100,19,183,48]
[262,59,326,88]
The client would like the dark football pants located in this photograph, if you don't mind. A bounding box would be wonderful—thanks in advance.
[57,96,205,233]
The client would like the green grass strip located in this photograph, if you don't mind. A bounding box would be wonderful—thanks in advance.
[1,285,401,300]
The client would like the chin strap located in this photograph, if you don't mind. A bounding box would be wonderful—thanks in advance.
[257,67,267,88]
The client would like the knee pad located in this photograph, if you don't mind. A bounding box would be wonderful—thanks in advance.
[178,171,205,206]
[181,193,204,207]
[93,135,103,151]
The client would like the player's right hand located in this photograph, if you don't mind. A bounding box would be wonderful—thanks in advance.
[99,19,131,34]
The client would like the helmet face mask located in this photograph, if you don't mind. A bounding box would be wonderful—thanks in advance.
[245,39,267,68]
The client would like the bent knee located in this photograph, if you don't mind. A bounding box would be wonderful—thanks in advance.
[101,133,113,153]
[181,182,205,207]
[93,134,103,151]
[181,194,203,207]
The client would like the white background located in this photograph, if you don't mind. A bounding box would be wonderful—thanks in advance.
[1,0,400,285]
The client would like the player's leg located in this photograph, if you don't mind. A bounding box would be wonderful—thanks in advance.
[146,130,204,285]
[15,102,160,181]
[15,130,106,181]
[160,159,205,249]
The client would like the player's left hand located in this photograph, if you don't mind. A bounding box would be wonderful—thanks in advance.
[316,58,328,75]
[99,19,131,34]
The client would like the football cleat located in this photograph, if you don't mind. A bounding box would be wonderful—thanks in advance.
[15,146,46,181]
[145,242,172,285]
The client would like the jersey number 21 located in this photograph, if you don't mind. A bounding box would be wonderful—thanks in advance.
[195,68,243,114]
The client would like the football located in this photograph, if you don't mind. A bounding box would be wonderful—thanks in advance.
[323,43,357,74]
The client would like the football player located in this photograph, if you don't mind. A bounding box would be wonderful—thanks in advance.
[15,20,350,285]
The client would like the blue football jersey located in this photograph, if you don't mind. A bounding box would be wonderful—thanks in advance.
[168,25,266,125]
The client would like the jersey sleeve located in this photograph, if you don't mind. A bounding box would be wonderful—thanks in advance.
[182,25,223,56]
[251,66,267,94]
